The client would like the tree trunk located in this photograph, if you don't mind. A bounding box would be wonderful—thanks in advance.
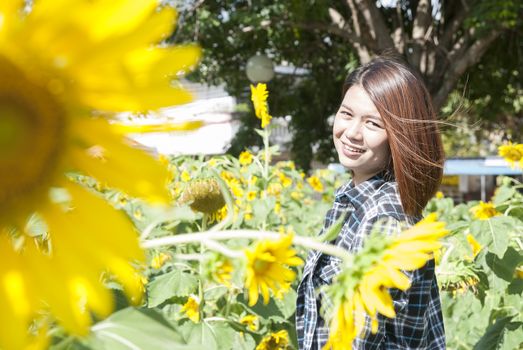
[291,0,505,112]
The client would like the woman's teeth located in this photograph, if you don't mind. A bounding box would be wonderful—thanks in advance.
[344,145,365,153]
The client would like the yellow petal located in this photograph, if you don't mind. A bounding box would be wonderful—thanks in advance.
[353,291,366,337]
[0,239,34,350]
[72,0,158,42]
[110,120,204,134]
[125,45,201,80]
[0,0,24,35]
[260,280,271,304]
[387,240,442,255]
[109,258,145,305]
[60,182,143,259]
[70,118,170,204]
[372,288,396,318]
[81,83,194,112]
[381,265,411,291]
[248,280,259,306]
[382,251,432,271]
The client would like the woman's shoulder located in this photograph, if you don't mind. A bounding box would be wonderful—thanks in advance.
[362,181,408,222]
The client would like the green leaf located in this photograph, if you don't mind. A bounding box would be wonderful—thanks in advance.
[499,322,523,350]
[507,279,523,295]
[274,289,297,320]
[251,197,274,226]
[179,322,218,350]
[473,316,513,350]
[492,186,517,205]
[210,323,237,350]
[445,221,470,234]
[238,293,284,320]
[485,247,522,282]
[231,331,256,350]
[471,217,514,258]
[148,270,198,307]
[254,129,265,138]
[317,214,345,242]
[87,308,190,350]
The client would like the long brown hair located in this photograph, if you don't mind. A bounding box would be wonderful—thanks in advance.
[342,56,445,217]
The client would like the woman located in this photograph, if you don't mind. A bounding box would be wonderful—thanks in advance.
[296,57,446,349]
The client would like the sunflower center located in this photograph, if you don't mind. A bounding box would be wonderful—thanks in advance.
[0,55,66,214]
[253,258,271,273]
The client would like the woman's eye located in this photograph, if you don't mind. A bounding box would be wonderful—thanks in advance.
[367,121,382,128]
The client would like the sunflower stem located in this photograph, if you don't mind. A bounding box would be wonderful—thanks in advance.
[141,230,353,262]
[198,214,208,322]
[263,127,270,180]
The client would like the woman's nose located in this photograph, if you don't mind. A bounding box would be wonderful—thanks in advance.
[343,120,363,140]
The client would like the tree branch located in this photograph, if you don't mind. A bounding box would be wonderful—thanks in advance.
[280,19,361,44]
[352,0,395,52]
[344,0,372,61]
[439,6,470,51]
[392,2,407,54]
[410,0,432,69]
[433,30,501,110]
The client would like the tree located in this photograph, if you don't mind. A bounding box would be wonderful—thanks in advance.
[170,0,521,170]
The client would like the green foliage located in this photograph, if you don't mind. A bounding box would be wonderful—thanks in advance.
[50,308,190,350]
[425,178,523,349]
[59,133,522,349]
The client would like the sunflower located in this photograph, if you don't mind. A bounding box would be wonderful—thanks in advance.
[179,178,226,214]
[307,176,324,193]
[151,252,171,270]
[256,330,290,350]
[239,150,254,165]
[498,142,523,168]
[324,214,448,349]
[240,314,259,332]
[244,235,303,306]
[0,0,199,346]
[470,201,500,220]
[181,296,200,323]
[250,83,272,128]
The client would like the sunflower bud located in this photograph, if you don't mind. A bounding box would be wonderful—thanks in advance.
[179,178,225,214]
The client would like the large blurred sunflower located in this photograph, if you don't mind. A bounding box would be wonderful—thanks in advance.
[0,0,199,347]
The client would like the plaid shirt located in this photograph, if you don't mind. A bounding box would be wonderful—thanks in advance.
[296,175,446,349]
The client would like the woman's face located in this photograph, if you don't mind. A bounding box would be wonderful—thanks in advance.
[333,84,390,185]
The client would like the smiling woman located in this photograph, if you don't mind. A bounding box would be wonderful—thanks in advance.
[333,85,390,186]
[296,56,446,350]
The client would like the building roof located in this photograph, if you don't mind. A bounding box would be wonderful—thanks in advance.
[443,157,522,175]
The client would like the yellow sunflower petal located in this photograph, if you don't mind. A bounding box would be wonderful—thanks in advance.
[0,239,35,350]
[381,265,411,291]
[260,279,271,304]
[387,240,443,255]
[70,118,170,204]
[69,0,158,42]
[248,279,259,306]
[0,0,24,35]
[80,84,194,112]
[371,288,396,318]
[22,243,93,335]
[126,45,201,79]
[382,251,432,270]
[110,120,204,134]
[353,291,366,337]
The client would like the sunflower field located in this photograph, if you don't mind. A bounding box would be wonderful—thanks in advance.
[1,1,522,350]
[42,135,522,350]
